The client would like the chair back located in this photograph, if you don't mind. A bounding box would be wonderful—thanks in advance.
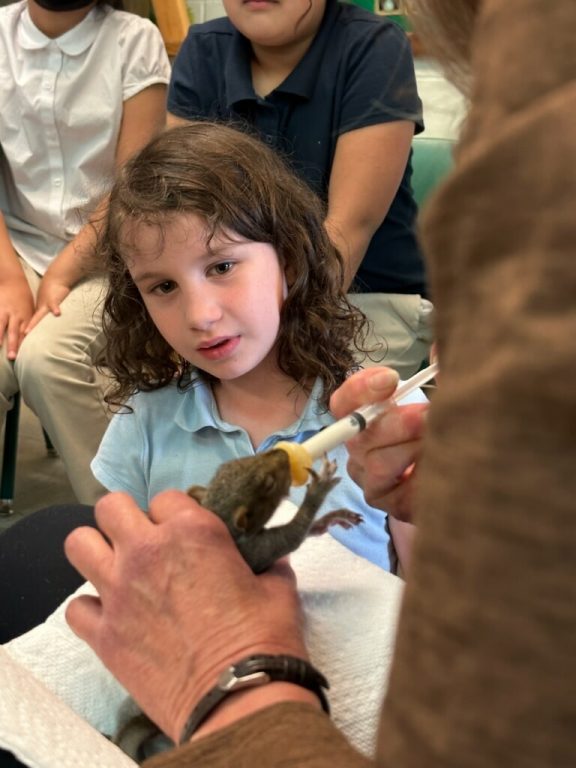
[411,137,455,208]
[151,0,190,57]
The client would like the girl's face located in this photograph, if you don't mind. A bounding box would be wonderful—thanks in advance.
[222,0,326,49]
[28,0,97,37]
[30,0,96,9]
[126,213,287,384]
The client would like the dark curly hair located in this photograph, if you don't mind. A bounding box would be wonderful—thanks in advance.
[98,122,372,410]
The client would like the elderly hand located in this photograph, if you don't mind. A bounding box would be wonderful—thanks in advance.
[64,490,311,743]
[330,368,428,522]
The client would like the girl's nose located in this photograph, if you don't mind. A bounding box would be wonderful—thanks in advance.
[184,288,223,330]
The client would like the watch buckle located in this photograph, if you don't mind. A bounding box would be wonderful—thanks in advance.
[218,668,270,692]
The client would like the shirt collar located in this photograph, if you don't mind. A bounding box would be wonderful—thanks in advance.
[225,31,257,106]
[18,5,102,56]
[277,0,338,99]
[225,0,338,107]
[175,377,333,439]
[175,378,236,435]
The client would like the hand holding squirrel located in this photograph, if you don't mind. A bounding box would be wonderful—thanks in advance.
[64,490,312,744]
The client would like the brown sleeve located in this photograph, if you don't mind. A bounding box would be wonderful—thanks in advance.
[377,1,576,766]
[143,703,373,768]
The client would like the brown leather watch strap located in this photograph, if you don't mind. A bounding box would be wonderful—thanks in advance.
[179,654,330,744]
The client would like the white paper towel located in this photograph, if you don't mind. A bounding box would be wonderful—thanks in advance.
[0,646,136,768]
[293,533,403,755]
[1,525,403,765]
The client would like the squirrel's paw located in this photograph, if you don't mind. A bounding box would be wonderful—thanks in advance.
[309,509,364,536]
[307,456,339,491]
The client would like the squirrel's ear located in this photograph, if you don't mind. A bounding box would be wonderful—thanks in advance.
[233,505,249,531]
[263,474,277,492]
[187,485,207,504]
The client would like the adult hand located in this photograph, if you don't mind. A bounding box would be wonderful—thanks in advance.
[330,368,428,522]
[64,491,309,743]
[0,277,35,359]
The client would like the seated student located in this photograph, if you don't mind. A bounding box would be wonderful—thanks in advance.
[167,0,432,379]
[0,0,170,503]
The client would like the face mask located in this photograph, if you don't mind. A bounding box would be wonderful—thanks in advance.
[33,0,95,11]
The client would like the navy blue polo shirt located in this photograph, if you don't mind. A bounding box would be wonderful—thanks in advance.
[168,0,426,295]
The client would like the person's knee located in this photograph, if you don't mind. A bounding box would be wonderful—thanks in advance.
[13,324,87,407]
[14,327,55,384]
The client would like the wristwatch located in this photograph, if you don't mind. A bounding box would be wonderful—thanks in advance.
[179,654,330,744]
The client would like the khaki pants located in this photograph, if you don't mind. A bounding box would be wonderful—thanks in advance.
[348,293,434,380]
[0,258,109,504]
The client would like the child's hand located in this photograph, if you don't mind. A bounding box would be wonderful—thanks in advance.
[0,277,35,359]
[24,274,71,333]
[330,368,428,522]
[64,490,309,744]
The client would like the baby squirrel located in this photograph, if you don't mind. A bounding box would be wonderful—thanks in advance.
[187,448,363,573]
[115,449,363,762]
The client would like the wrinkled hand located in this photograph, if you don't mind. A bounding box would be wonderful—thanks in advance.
[330,368,428,522]
[0,278,35,359]
[64,491,306,743]
[25,274,70,333]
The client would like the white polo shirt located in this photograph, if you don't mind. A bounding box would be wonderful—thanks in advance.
[0,1,171,274]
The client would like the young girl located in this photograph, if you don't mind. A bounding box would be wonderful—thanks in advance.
[0,0,170,503]
[92,121,422,571]
[167,0,432,379]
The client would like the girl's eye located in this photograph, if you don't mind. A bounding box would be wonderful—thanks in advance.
[151,280,176,295]
[210,261,234,276]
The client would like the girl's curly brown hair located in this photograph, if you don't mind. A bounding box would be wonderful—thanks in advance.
[98,121,372,410]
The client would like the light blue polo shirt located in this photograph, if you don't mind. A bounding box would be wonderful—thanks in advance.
[92,378,425,570]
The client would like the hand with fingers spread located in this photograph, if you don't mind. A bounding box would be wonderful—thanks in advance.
[330,368,428,523]
[64,490,317,745]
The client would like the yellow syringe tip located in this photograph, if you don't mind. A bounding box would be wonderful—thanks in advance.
[275,441,311,486]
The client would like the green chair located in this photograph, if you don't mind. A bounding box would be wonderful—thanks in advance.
[1,393,56,516]
[411,136,455,208]
[1,394,21,515]
[408,136,455,376]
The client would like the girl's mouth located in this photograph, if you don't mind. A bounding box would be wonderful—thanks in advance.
[197,336,241,361]
[243,0,279,8]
